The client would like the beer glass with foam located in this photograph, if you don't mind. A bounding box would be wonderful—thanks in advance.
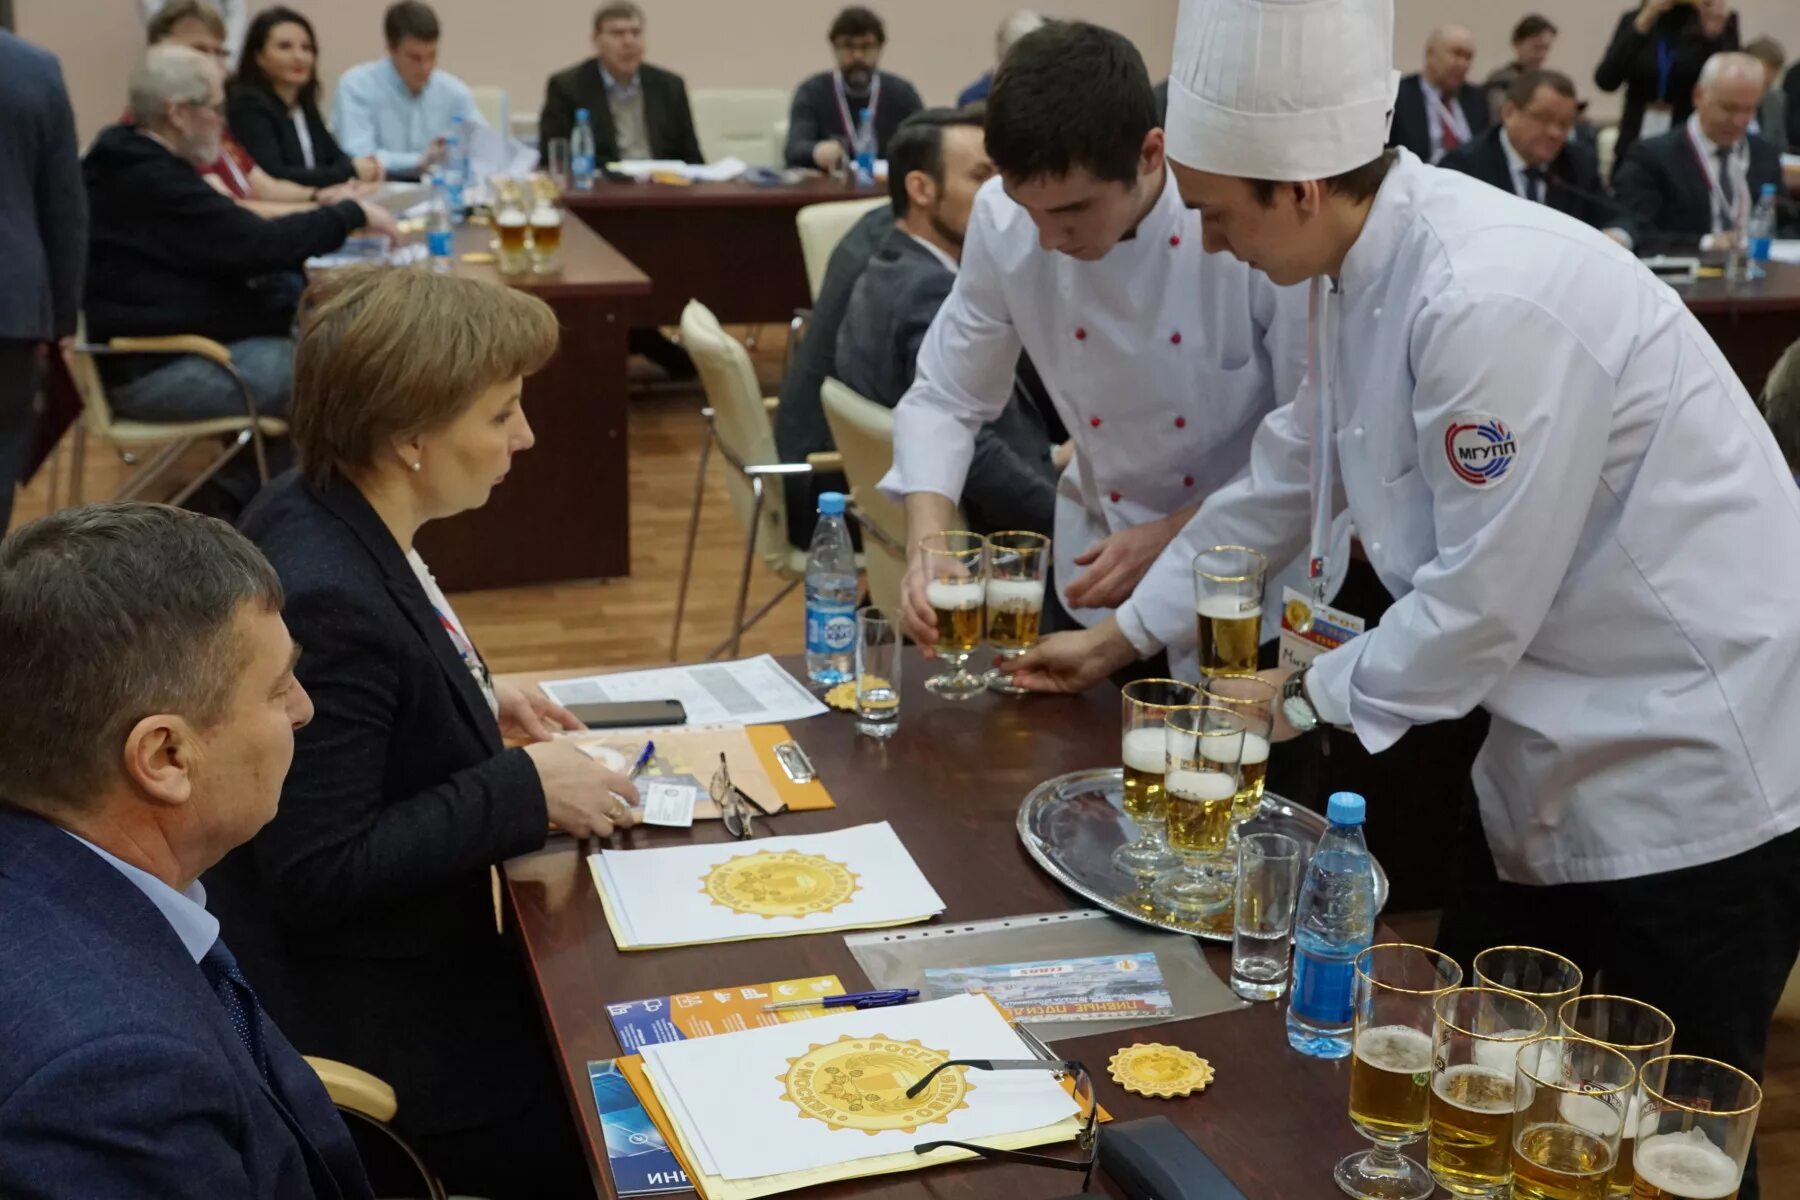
[920,531,987,700]
[1193,545,1266,677]
[1337,943,1463,1200]
[1559,994,1676,1195]
[1114,679,1198,882]
[1428,987,1549,1197]
[1475,946,1584,1025]
[1510,1036,1636,1200]
[983,531,1049,695]
[1631,1056,1760,1200]
[1152,704,1246,920]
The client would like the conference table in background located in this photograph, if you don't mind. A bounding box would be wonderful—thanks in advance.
[501,651,1389,1200]
[412,219,650,591]
[1675,259,1800,399]
[564,177,887,327]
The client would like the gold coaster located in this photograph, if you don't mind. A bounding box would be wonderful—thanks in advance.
[824,676,892,712]
[1107,1043,1215,1099]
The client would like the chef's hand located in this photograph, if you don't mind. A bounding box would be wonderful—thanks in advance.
[999,619,1139,694]
[900,550,941,656]
[1063,511,1188,611]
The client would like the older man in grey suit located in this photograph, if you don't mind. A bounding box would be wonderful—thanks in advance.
[0,31,85,534]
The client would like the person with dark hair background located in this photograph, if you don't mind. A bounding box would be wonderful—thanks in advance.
[880,21,1309,677]
[228,5,382,187]
[1482,13,1558,121]
[330,1,484,180]
[785,5,923,171]
[1595,0,1739,169]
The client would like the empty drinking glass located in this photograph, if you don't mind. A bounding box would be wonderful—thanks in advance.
[854,607,901,740]
[1230,832,1302,1001]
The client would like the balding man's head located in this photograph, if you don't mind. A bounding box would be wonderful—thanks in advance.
[1425,25,1476,92]
[1694,52,1765,148]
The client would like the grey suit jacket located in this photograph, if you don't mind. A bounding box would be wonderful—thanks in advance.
[0,32,85,341]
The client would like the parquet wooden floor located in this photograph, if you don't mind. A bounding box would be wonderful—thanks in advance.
[10,330,1797,1186]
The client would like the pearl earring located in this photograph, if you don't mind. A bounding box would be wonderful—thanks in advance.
[410,461,422,473]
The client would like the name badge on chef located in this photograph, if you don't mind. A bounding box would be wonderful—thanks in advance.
[1278,586,1365,671]
[1641,102,1674,140]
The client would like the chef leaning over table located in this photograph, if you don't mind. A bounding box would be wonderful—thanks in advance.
[876,20,1312,677]
[1008,0,1800,1160]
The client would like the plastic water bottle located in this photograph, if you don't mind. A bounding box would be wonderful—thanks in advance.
[425,182,453,272]
[803,492,859,687]
[441,127,465,216]
[1286,792,1377,1059]
[1747,183,1777,281]
[571,108,598,190]
[852,106,876,186]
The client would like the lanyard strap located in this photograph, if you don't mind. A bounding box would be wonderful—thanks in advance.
[1685,125,1745,231]
[832,71,881,141]
[1306,275,1339,604]
[1425,86,1471,147]
[1655,40,1676,102]
[433,605,493,694]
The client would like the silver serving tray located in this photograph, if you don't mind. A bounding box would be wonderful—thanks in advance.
[1017,767,1390,941]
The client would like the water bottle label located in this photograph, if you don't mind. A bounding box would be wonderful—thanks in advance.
[806,602,856,655]
[573,154,595,178]
[1750,236,1773,262]
[427,229,453,257]
[1290,951,1356,1025]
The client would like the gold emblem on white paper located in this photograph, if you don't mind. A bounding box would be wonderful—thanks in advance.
[778,1035,973,1134]
[699,850,860,919]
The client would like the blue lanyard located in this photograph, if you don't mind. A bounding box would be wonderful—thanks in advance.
[1655,40,1676,102]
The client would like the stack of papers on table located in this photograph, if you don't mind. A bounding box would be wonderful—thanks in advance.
[634,993,1086,1199]
[590,823,943,950]
[540,654,826,726]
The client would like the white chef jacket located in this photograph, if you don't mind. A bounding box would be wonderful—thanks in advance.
[880,170,1310,664]
[1129,150,1800,886]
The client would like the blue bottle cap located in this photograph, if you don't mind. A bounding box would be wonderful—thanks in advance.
[576,107,590,120]
[1326,792,1366,826]
[818,491,846,516]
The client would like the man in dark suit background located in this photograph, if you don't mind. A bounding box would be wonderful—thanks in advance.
[1440,69,1630,239]
[785,6,924,171]
[1389,24,1493,163]
[0,31,84,535]
[1614,51,1788,255]
[836,108,1061,540]
[0,502,371,1199]
[537,1,701,164]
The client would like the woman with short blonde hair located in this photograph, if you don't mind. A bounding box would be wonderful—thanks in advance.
[210,266,635,1196]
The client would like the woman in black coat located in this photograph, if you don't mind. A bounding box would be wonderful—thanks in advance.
[228,6,381,189]
[1594,0,1740,169]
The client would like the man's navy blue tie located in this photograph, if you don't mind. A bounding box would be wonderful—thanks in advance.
[201,938,271,1083]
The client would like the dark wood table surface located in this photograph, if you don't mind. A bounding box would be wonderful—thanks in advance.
[411,219,651,590]
[563,178,886,327]
[1672,259,1800,399]
[501,651,1373,1199]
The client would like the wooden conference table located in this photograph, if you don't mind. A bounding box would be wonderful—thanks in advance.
[1675,259,1800,399]
[564,177,886,327]
[411,220,650,591]
[501,651,1375,1199]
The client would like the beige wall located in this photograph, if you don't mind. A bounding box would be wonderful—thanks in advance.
[20,0,1800,145]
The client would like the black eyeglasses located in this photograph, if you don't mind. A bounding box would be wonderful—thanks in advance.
[710,753,776,840]
[902,1058,1099,1187]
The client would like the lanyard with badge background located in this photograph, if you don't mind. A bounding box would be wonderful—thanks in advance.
[832,71,880,142]
[1642,40,1678,139]
[1684,124,1746,232]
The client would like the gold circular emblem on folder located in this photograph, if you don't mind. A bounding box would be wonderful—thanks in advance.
[778,1035,973,1134]
[699,850,860,919]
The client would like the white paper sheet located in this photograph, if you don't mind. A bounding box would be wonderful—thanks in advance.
[540,655,826,726]
[1767,239,1800,265]
[592,823,943,949]
[641,994,1076,1180]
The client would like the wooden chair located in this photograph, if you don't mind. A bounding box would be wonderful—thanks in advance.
[671,300,853,661]
[307,1057,448,1200]
[61,328,285,506]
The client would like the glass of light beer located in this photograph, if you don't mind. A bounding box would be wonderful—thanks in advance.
[1559,995,1676,1195]
[1194,545,1266,677]
[920,531,987,700]
[1337,944,1463,1200]
[1428,987,1549,1197]
[1152,704,1246,920]
[1510,1035,1637,1200]
[983,531,1049,695]
[527,192,563,275]
[493,186,530,276]
[1631,1056,1760,1200]
[1114,679,1198,881]
[1201,674,1276,824]
[1475,946,1584,1022]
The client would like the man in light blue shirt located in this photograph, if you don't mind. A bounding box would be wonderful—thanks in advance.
[331,0,483,178]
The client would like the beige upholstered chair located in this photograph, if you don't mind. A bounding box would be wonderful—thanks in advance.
[61,325,285,506]
[307,1057,447,1200]
[672,300,854,661]
[689,88,790,168]
[796,197,887,302]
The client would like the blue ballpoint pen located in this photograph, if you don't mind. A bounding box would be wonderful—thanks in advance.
[627,741,655,780]
[762,988,919,1012]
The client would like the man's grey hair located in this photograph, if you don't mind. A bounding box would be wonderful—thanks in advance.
[129,42,218,130]
[1697,51,1764,91]
[0,503,284,815]
[996,10,1045,64]
[1760,339,1800,476]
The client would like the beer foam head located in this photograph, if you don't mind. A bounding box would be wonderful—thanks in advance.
[985,578,1044,609]
[1471,1032,1540,1078]
[530,205,562,225]
[1121,726,1167,774]
[1199,729,1270,767]
[1556,1091,1626,1141]
[926,579,985,610]
[1165,768,1237,803]
[1432,1064,1519,1114]
[496,211,528,227]
[1196,594,1262,620]
[1355,1025,1433,1073]
[1634,1130,1741,1199]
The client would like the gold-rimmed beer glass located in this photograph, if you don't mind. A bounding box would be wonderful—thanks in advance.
[1474,945,1583,1021]
[1194,546,1266,677]
[1201,674,1276,823]
[1428,987,1548,1197]
[494,187,530,276]
[1114,679,1198,881]
[983,531,1049,695]
[1632,1056,1760,1200]
[920,531,987,700]
[1559,995,1676,1194]
[1336,944,1463,1200]
[527,191,563,274]
[1153,704,1245,920]
[1511,1036,1637,1200]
